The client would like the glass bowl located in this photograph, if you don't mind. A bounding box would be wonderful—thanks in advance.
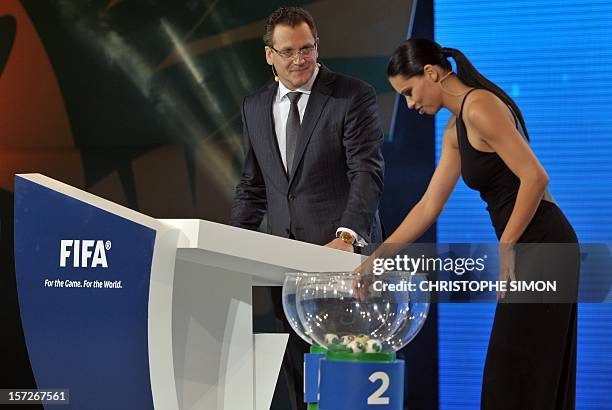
[294,271,429,353]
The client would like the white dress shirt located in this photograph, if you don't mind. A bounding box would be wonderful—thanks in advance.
[272,65,367,246]
[273,65,319,171]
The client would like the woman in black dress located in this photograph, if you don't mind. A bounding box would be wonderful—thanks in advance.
[372,38,579,409]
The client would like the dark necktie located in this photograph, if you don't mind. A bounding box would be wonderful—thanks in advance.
[285,91,302,178]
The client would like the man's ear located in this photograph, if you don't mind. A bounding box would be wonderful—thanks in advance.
[423,64,440,82]
[265,47,273,65]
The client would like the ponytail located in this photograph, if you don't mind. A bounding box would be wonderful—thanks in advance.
[441,47,529,140]
[389,39,530,140]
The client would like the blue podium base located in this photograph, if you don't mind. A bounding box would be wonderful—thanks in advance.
[305,352,326,404]
[318,356,404,410]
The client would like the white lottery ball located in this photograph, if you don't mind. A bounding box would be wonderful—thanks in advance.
[356,334,369,344]
[340,335,356,345]
[324,333,340,345]
[366,339,382,353]
[347,340,365,353]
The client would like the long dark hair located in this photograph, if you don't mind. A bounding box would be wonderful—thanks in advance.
[387,38,529,140]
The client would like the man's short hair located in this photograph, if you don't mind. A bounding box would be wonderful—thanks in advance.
[263,6,318,47]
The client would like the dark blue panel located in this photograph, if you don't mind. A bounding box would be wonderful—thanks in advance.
[14,177,156,409]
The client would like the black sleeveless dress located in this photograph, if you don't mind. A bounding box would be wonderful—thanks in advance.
[456,89,579,410]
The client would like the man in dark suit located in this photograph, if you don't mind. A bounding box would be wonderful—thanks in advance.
[230,6,384,409]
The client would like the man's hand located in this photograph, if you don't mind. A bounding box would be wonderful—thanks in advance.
[324,238,354,252]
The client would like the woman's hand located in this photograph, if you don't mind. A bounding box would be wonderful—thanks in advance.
[498,242,517,300]
[353,255,378,300]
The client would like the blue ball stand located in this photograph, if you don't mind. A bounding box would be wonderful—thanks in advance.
[318,352,404,410]
[304,348,326,404]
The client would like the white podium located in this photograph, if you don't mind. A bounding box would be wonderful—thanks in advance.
[14,174,362,410]
[163,219,362,410]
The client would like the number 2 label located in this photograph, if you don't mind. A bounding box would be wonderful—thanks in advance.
[367,371,390,405]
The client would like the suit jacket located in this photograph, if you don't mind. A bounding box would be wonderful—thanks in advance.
[230,66,384,246]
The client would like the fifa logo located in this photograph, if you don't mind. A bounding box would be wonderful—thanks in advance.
[59,240,111,268]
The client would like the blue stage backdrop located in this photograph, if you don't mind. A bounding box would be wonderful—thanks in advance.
[434,1,612,409]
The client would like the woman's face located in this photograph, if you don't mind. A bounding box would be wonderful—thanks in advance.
[388,72,443,115]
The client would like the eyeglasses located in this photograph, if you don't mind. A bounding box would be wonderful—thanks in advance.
[269,45,317,60]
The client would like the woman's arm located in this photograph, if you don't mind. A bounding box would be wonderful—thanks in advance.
[369,116,461,260]
[465,91,549,244]
[354,115,460,281]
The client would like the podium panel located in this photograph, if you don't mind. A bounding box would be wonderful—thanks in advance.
[14,174,179,409]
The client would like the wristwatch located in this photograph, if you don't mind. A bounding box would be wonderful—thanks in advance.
[337,230,356,245]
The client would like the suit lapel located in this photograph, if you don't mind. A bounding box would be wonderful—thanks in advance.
[262,81,289,183]
[288,66,335,186]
